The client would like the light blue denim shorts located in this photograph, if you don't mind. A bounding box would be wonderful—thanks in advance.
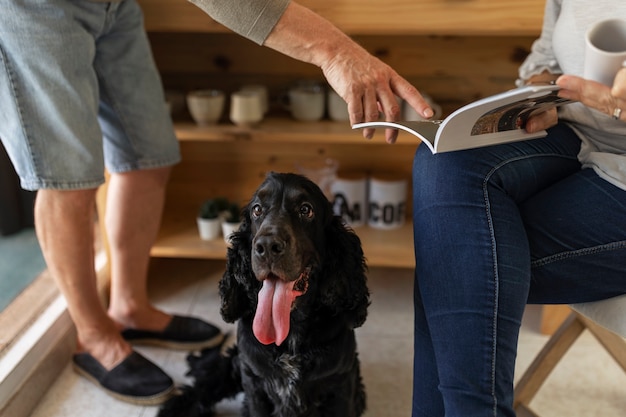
[0,0,180,191]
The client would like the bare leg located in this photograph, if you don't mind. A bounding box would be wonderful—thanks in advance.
[35,188,131,370]
[105,167,172,331]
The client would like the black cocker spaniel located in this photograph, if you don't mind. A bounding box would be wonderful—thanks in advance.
[158,172,370,417]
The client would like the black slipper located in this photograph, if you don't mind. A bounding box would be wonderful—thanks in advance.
[121,315,224,350]
[72,351,174,406]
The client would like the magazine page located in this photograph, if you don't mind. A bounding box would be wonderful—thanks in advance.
[433,84,567,153]
[353,84,569,154]
[351,120,442,152]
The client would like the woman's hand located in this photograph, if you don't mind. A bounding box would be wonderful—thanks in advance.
[525,107,559,133]
[557,69,626,121]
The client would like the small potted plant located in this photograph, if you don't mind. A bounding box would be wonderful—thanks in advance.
[221,202,242,244]
[197,198,222,240]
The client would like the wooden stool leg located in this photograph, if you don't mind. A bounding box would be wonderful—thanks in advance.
[514,313,585,411]
[578,314,626,372]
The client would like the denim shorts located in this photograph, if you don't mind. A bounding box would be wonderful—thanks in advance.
[0,0,180,190]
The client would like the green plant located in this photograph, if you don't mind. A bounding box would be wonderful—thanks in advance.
[198,199,220,220]
[224,202,242,223]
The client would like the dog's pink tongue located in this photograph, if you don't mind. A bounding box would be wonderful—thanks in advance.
[253,278,301,346]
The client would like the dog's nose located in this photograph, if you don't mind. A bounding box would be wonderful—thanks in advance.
[254,235,286,261]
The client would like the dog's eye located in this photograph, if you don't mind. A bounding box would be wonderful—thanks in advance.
[251,204,262,218]
[300,203,314,219]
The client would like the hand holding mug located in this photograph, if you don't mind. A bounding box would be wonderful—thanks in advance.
[557,72,626,121]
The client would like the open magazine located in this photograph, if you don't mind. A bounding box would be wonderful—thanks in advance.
[352,84,571,154]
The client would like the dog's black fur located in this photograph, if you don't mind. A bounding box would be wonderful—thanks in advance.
[158,172,370,417]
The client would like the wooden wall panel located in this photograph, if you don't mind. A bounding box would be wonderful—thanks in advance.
[137,0,545,36]
[149,33,535,111]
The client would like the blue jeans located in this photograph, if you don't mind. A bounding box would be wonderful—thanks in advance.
[411,123,626,417]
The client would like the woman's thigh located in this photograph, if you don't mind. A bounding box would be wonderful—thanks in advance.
[523,167,626,304]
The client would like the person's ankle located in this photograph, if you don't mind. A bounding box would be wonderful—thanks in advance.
[77,333,132,370]
[108,305,172,332]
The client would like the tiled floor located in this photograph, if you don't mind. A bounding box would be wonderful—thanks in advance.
[30,258,626,417]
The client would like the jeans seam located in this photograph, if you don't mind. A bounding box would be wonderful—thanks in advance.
[483,165,500,417]
[482,152,578,416]
[531,240,626,267]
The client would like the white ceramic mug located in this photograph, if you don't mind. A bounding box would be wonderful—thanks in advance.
[286,84,325,122]
[584,19,626,86]
[331,173,368,227]
[186,89,225,125]
[402,94,443,121]
[327,90,350,122]
[368,174,408,230]
[230,91,264,127]
[239,84,270,115]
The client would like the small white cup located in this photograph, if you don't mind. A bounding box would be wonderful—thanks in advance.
[239,84,269,114]
[584,19,626,86]
[186,89,225,125]
[331,173,368,227]
[402,94,443,121]
[368,174,408,230]
[230,91,264,127]
[286,84,325,122]
[327,90,350,122]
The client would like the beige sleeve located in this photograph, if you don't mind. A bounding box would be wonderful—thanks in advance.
[188,0,291,45]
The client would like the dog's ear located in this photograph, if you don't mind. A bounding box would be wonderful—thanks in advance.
[320,216,370,328]
[219,211,255,323]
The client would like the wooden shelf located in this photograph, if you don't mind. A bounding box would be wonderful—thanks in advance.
[151,208,415,269]
[173,118,418,146]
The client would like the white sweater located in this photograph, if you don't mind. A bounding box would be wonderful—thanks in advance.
[519,0,626,191]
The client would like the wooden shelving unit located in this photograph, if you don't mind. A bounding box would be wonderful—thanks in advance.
[151,119,416,268]
[134,0,545,270]
[152,209,415,269]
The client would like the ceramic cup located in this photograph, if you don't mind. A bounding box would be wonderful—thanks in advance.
[331,173,368,227]
[368,174,408,230]
[402,94,443,121]
[197,217,221,240]
[186,89,225,125]
[230,91,264,127]
[584,19,626,86]
[295,157,339,199]
[239,84,270,115]
[327,90,350,122]
[286,84,325,122]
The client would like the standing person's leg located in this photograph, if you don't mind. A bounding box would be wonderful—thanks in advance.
[35,188,132,369]
[105,168,172,332]
[0,0,175,403]
[96,0,223,349]
[411,125,582,417]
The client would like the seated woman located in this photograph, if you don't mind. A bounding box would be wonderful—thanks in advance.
[411,1,626,416]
